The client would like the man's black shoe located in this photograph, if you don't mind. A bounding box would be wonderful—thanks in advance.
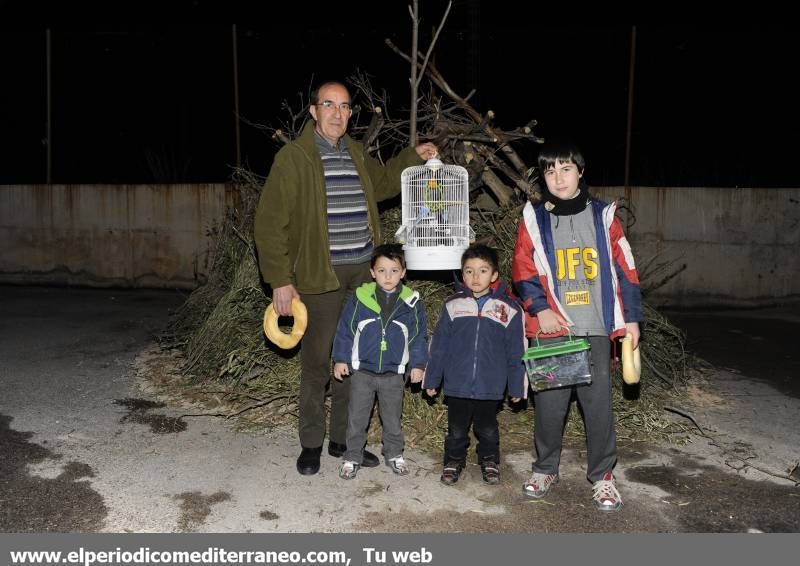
[328,441,380,468]
[296,446,322,475]
[361,450,379,467]
[327,441,347,457]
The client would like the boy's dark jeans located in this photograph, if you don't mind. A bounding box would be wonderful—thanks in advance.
[443,396,501,465]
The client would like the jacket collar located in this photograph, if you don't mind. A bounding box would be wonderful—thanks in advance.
[297,120,356,156]
[356,282,420,314]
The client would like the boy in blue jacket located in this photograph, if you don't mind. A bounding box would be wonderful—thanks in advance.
[423,244,527,486]
[332,244,427,479]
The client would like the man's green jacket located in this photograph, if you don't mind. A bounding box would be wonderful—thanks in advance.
[254,121,422,294]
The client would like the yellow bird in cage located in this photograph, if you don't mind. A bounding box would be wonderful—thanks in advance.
[424,178,446,212]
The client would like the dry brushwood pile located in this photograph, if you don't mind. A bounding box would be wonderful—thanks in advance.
[162,65,694,451]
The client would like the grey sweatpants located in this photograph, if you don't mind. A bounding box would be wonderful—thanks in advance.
[343,369,405,464]
[531,335,616,483]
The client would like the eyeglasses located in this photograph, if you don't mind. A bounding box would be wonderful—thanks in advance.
[316,100,353,113]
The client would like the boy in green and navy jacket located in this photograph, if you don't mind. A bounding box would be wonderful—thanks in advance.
[332,244,427,479]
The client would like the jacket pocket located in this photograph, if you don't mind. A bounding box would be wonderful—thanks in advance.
[352,318,379,370]
[388,320,411,372]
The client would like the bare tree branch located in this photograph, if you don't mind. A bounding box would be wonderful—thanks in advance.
[409,0,419,146]
[385,37,537,176]
[272,129,290,145]
[480,167,513,206]
[416,0,452,87]
[408,1,451,147]
[473,143,539,201]
[361,106,385,149]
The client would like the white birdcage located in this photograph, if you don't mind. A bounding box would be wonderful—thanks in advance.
[395,157,474,270]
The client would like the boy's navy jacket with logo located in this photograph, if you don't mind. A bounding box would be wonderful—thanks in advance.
[423,280,528,400]
[333,282,428,374]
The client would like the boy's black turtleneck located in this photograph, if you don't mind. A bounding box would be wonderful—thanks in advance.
[542,178,591,216]
[376,287,399,324]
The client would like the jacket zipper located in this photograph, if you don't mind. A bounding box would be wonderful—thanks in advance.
[377,298,403,372]
[472,301,481,396]
[378,326,385,371]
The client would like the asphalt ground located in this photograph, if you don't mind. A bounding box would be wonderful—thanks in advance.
[1,286,797,532]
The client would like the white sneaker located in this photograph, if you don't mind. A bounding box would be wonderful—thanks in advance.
[386,456,409,476]
[592,472,622,512]
[339,460,360,480]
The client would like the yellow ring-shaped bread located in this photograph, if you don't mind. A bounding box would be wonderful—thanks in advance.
[263,298,308,349]
[621,333,641,385]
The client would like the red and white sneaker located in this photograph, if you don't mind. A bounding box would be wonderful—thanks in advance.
[523,472,558,499]
[592,472,622,512]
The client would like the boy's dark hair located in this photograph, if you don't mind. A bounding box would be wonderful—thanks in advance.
[371,244,406,269]
[461,243,499,273]
[537,140,586,175]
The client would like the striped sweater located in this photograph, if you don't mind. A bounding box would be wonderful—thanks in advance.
[315,132,373,265]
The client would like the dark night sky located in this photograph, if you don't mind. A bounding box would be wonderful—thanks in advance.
[1,17,798,187]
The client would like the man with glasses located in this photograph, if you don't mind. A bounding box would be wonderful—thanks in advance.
[255,80,438,476]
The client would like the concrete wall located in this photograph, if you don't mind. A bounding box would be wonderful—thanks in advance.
[2,184,798,306]
[593,186,800,307]
[0,184,232,289]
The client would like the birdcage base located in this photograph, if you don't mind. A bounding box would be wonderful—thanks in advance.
[403,245,467,271]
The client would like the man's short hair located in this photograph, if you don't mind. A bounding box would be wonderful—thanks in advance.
[461,243,499,273]
[310,81,351,105]
[371,244,406,269]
